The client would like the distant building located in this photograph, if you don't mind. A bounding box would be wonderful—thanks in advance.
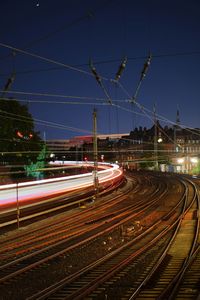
[46,139,71,153]
[46,133,129,160]
[118,121,200,173]
[46,121,200,174]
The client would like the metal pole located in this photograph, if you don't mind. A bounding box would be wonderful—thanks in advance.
[16,182,20,229]
[154,104,158,170]
[93,108,98,199]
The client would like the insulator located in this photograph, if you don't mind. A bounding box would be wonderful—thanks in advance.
[89,60,102,86]
[3,73,15,92]
[92,67,101,84]
[140,54,152,80]
[115,57,127,81]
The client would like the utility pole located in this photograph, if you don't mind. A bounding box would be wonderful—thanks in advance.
[174,108,180,153]
[16,182,20,229]
[174,123,176,154]
[154,104,158,170]
[93,108,99,199]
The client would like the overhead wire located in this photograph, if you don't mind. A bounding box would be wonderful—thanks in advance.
[115,57,200,140]
[1,90,199,139]
[0,110,93,134]
[116,82,183,148]
[0,46,199,142]
[0,0,115,62]
[89,59,112,104]
[1,50,199,78]
[0,90,109,101]
[0,42,100,79]
[0,96,109,106]
[138,103,200,138]
[0,3,198,156]
[117,82,200,148]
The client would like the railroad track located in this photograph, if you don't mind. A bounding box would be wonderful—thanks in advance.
[24,175,198,300]
[27,226,174,300]
[174,245,200,299]
[0,175,125,230]
[0,173,167,263]
[0,172,195,300]
[126,176,200,300]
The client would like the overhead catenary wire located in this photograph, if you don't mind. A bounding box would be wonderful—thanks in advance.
[1,51,200,77]
[12,147,200,159]
[138,104,200,138]
[0,42,104,79]
[2,93,199,139]
[1,105,164,148]
[116,75,200,139]
[0,2,198,153]
[0,110,93,134]
[0,96,109,106]
[0,0,114,63]
[0,89,131,103]
[89,59,112,104]
[1,90,199,139]
[0,47,198,143]
[117,83,200,146]
[116,82,182,147]
[1,90,102,100]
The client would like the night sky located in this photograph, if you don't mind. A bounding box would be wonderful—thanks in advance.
[0,0,200,140]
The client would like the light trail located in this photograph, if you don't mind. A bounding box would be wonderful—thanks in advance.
[0,162,123,208]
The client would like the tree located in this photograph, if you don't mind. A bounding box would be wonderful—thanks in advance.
[25,145,46,179]
[0,98,43,166]
[191,161,200,175]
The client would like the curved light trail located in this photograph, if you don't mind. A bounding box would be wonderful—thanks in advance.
[0,162,123,208]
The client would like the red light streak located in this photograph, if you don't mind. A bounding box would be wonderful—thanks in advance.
[0,162,123,209]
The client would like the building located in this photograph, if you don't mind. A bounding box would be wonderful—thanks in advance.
[46,117,200,174]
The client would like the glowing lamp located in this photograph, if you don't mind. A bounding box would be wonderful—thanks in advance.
[190,157,198,163]
[177,158,184,164]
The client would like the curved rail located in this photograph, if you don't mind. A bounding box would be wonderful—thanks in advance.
[0,173,171,299]
[0,162,123,208]
[1,172,197,300]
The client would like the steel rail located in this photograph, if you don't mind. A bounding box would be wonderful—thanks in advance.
[0,174,164,261]
[0,175,124,229]
[0,173,189,300]
[0,175,168,284]
[127,176,198,300]
[27,214,183,300]
[23,177,188,300]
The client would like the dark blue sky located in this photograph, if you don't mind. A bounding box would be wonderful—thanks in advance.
[0,0,200,139]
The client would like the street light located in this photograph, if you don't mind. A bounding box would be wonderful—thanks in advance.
[177,158,184,164]
[190,157,198,164]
